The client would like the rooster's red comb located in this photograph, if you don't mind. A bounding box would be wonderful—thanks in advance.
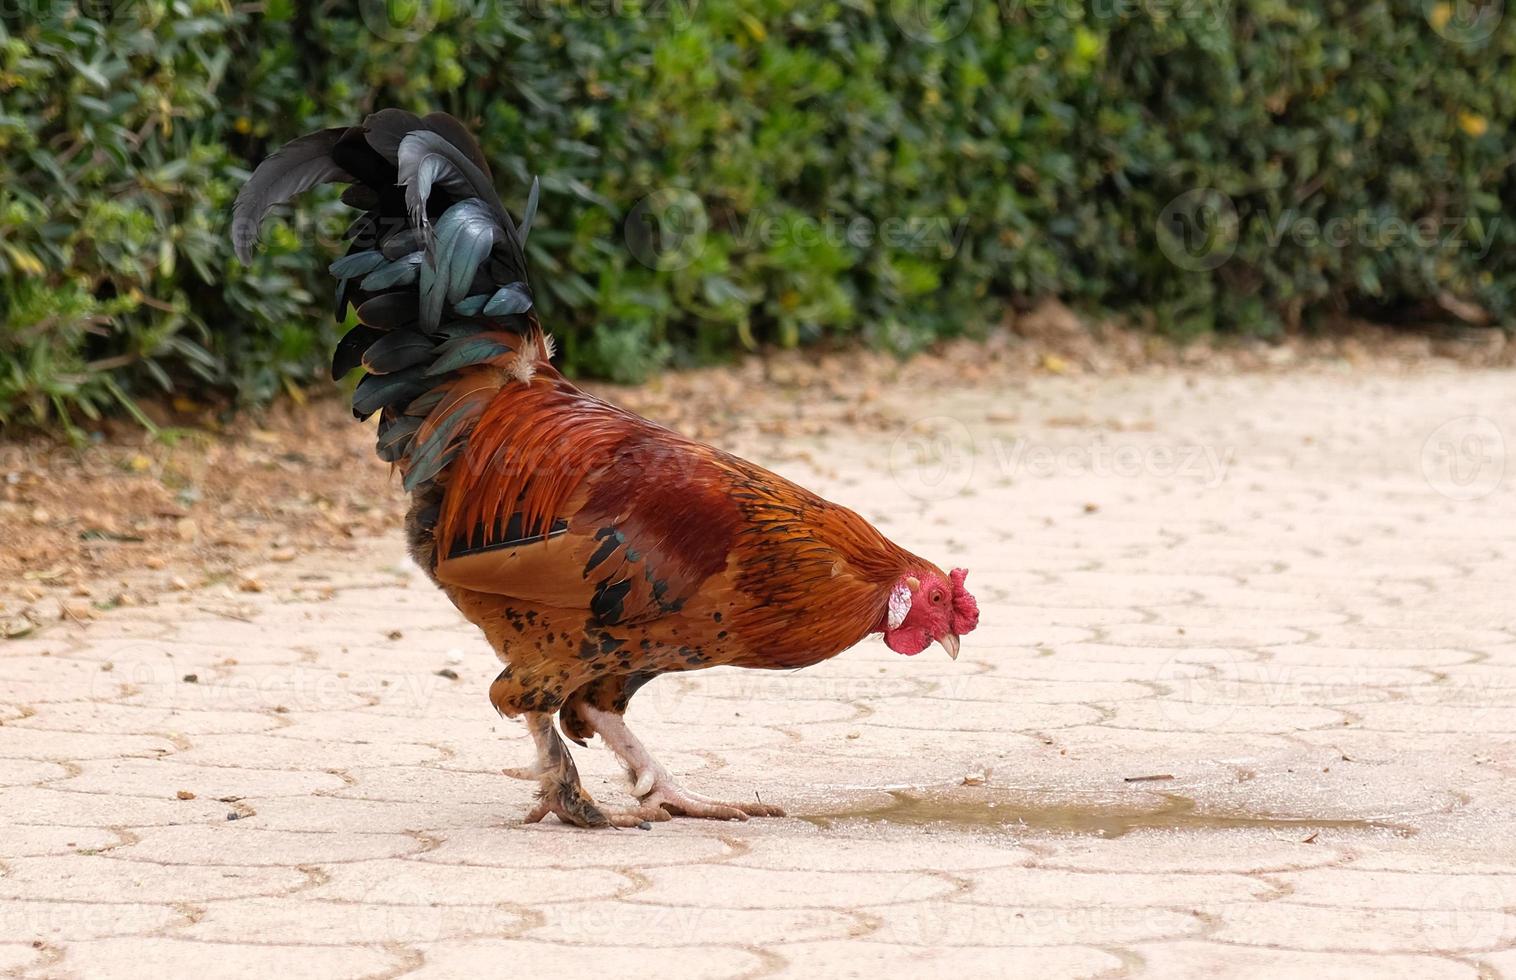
[949,568,979,634]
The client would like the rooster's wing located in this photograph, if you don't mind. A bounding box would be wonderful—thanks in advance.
[434,428,744,628]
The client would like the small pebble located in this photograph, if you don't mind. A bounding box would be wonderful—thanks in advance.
[61,600,94,620]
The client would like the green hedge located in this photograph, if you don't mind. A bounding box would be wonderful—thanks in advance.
[1,0,1511,427]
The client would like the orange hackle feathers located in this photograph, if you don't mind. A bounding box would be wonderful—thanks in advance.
[435,371,645,556]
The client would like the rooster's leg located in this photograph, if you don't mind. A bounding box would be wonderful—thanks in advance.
[578,705,785,820]
[514,712,652,829]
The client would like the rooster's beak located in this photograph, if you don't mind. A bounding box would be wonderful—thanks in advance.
[938,634,960,660]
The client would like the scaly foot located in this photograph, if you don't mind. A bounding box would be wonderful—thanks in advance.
[638,778,785,821]
[511,711,652,829]
[576,703,786,822]
[523,774,654,828]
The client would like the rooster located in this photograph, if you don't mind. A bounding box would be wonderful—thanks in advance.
[232,111,979,828]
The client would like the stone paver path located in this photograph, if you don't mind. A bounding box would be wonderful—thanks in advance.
[2,367,1515,979]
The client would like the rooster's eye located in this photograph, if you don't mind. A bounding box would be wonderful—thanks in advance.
[931,591,944,604]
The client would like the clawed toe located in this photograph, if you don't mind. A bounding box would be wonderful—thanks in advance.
[655,797,749,821]
[603,810,659,829]
[522,778,686,830]
[639,784,786,821]
[565,705,785,825]
[609,804,673,827]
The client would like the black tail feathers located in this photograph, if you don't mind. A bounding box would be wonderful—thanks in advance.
[232,110,547,494]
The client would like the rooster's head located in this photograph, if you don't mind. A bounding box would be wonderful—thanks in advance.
[881,567,979,659]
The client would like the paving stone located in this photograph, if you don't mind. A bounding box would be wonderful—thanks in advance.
[55,759,347,799]
[958,866,1273,908]
[11,701,278,736]
[0,760,70,787]
[406,941,763,979]
[0,727,176,761]
[0,786,237,827]
[1209,901,1516,954]
[1128,941,1482,979]
[1034,831,1347,874]
[1269,869,1516,915]
[0,855,310,903]
[0,944,43,976]
[0,901,185,943]
[111,825,425,866]
[415,826,739,869]
[527,901,859,946]
[44,938,404,980]
[771,941,1121,978]
[0,825,121,859]
[631,865,960,909]
[306,859,632,906]
[169,732,443,769]
[2,367,1511,976]
[868,895,1206,947]
[181,896,532,945]
[726,836,1032,873]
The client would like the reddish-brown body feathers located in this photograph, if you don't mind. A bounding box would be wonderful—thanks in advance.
[430,344,933,689]
[231,110,948,728]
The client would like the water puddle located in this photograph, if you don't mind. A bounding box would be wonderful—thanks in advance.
[800,788,1416,839]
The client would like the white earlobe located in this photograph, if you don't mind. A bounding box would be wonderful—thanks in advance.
[887,582,912,630]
